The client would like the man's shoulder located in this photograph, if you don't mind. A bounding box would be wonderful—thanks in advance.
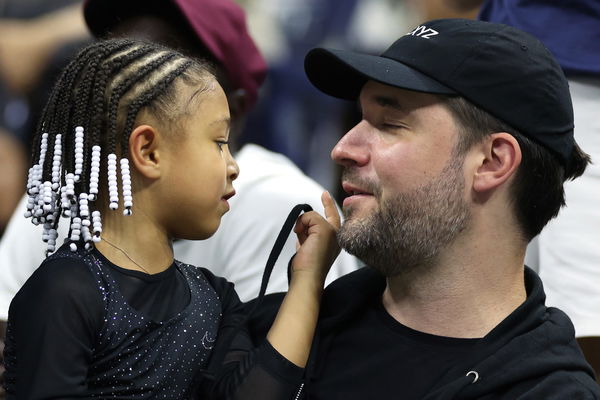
[450,294,600,399]
[498,370,600,400]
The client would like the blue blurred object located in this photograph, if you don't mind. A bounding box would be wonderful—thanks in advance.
[241,0,360,173]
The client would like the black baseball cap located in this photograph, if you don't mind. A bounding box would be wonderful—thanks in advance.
[305,19,574,166]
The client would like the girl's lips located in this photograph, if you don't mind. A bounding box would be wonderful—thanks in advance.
[221,191,235,211]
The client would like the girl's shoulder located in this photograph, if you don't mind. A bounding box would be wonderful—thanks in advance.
[8,241,105,329]
[26,244,97,294]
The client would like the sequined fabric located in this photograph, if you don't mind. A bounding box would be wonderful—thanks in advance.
[56,246,221,398]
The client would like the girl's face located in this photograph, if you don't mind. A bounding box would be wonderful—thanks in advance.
[162,81,239,240]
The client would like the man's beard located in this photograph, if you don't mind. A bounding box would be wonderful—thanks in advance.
[338,156,470,277]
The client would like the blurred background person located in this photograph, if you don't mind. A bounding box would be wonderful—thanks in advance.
[446,0,600,381]
[0,1,89,236]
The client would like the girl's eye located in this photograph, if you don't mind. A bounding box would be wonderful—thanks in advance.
[216,140,229,151]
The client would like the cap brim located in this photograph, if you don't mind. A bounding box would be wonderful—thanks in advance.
[304,48,455,100]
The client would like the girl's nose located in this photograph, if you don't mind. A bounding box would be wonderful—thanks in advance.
[227,150,239,181]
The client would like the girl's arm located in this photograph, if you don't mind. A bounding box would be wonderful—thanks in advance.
[3,257,102,398]
[203,192,340,399]
[266,191,340,367]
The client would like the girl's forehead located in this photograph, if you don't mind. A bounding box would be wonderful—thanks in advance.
[178,82,230,127]
[178,76,220,110]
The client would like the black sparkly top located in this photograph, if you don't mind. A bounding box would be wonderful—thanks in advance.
[3,242,305,399]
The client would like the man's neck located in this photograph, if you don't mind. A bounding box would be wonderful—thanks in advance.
[381,229,527,339]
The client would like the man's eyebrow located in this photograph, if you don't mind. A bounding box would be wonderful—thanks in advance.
[373,95,405,112]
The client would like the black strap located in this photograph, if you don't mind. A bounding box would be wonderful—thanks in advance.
[247,203,313,317]
[203,204,314,382]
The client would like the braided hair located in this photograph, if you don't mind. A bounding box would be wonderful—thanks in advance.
[25,39,214,254]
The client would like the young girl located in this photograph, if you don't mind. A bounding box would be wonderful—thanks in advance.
[2,39,340,399]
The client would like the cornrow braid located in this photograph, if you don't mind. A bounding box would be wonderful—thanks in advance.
[107,51,180,154]
[24,38,215,254]
[120,59,194,159]
[78,41,139,197]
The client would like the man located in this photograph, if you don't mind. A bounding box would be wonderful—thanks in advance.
[250,18,600,398]
[445,0,600,379]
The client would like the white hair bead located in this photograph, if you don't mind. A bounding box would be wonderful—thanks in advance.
[120,158,132,216]
[70,216,82,243]
[88,145,101,202]
[74,127,85,182]
[107,153,119,211]
[79,193,90,219]
[51,134,62,190]
[65,172,75,204]
[92,210,102,242]
[27,134,49,223]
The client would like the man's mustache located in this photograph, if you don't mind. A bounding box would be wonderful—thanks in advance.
[341,169,380,197]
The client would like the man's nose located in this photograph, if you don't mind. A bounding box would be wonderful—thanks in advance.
[331,120,370,168]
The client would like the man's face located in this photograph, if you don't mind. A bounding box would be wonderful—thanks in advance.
[331,81,471,276]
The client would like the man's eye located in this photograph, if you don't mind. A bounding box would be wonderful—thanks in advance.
[382,123,404,130]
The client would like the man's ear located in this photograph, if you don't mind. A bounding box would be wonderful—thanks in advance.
[128,124,162,179]
[473,132,522,193]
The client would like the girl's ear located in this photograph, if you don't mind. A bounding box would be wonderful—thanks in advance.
[128,124,162,179]
[472,132,522,193]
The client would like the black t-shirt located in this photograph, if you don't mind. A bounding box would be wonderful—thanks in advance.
[313,296,479,400]
[103,253,191,321]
